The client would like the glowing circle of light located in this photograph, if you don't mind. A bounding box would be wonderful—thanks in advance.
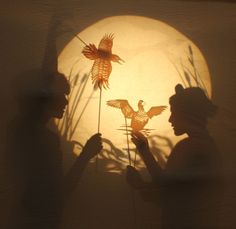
[57,16,212,172]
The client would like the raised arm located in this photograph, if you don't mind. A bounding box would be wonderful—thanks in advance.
[63,133,103,199]
[131,132,162,182]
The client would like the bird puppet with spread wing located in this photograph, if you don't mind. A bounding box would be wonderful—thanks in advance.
[82,34,124,89]
[107,100,167,132]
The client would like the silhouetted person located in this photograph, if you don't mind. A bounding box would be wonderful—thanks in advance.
[6,70,102,229]
[127,84,223,229]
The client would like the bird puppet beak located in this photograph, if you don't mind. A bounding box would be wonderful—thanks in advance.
[140,100,145,106]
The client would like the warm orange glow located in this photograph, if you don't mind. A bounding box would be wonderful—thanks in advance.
[57,16,212,172]
[82,33,124,89]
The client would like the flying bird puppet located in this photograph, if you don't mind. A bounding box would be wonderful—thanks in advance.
[82,34,124,89]
[107,100,167,132]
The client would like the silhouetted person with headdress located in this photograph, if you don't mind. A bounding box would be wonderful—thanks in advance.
[126,84,223,229]
[6,70,102,229]
[6,15,103,229]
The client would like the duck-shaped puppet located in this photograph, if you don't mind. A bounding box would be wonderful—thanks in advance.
[107,99,167,132]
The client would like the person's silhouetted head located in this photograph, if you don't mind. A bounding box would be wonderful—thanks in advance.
[169,84,217,136]
[15,69,70,121]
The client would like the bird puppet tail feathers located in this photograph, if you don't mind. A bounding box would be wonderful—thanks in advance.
[92,75,109,89]
[82,44,98,60]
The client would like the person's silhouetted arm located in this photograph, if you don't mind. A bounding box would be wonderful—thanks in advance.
[63,133,102,199]
[131,132,162,182]
[126,165,160,203]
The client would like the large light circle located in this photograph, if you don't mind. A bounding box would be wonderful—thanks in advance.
[58,16,211,172]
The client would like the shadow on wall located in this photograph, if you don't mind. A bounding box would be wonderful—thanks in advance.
[59,131,164,229]
[61,133,173,174]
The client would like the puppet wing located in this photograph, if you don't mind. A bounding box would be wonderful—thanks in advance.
[107,100,135,119]
[147,106,167,119]
[82,44,99,60]
[98,34,114,52]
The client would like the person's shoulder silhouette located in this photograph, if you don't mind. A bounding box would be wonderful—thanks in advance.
[7,67,102,229]
[6,69,70,229]
[127,84,223,229]
[162,84,223,229]
[167,84,221,176]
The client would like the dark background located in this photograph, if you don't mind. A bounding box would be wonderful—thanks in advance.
[0,0,235,228]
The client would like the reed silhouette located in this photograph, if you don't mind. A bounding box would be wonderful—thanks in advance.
[169,45,209,97]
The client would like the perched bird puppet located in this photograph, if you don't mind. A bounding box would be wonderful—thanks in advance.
[107,100,167,132]
[82,34,124,89]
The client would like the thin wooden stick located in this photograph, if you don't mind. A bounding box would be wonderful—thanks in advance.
[72,33,88,46]
[123,119,137,226]
[133,149,137,168]
[71,32,103,172]
[124,126,137,228]
[96,87,102,172]
[124,117,131,165]
[97,87,102,133]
